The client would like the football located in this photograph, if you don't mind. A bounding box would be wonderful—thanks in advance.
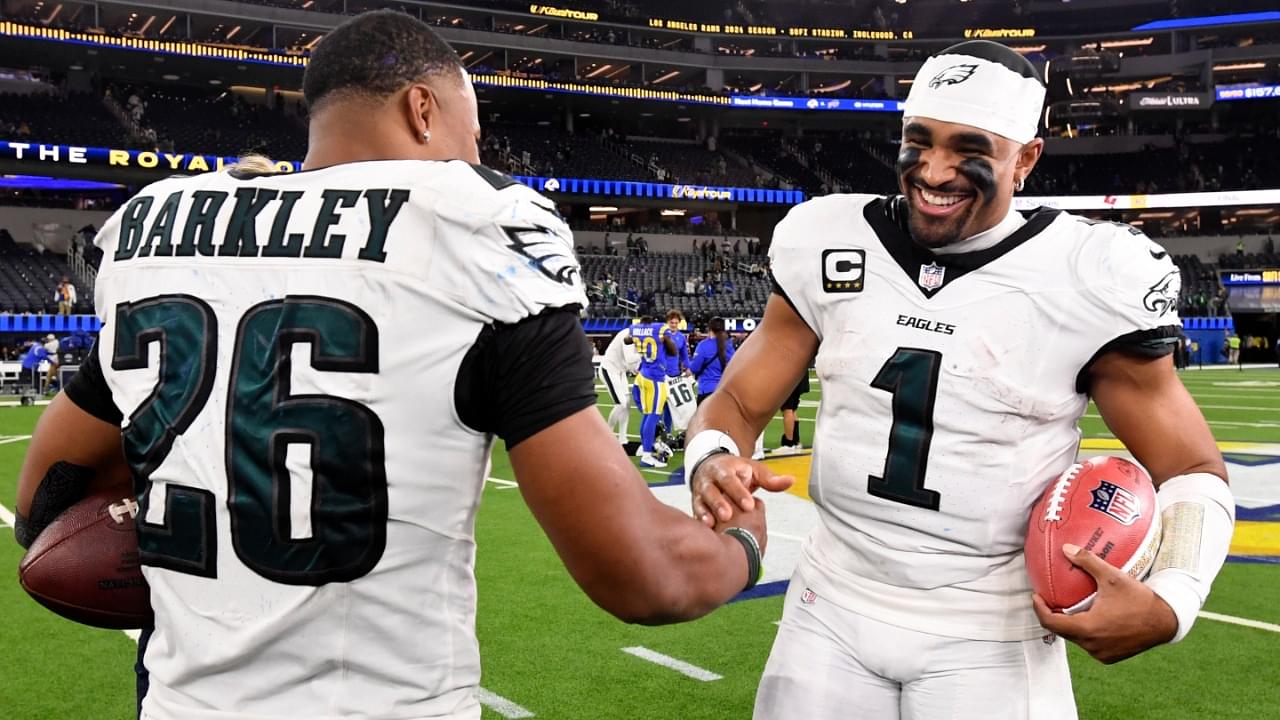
[1026,456,1162,614]
[18,491,153,629]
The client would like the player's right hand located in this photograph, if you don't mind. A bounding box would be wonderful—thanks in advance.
[715,495,768,557]
[691,454,794,528]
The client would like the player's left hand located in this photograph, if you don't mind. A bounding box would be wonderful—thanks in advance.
[1032,543,1179,664]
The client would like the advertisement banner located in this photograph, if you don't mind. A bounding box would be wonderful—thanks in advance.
[1128,91,1214,110]
[0,140,805,206]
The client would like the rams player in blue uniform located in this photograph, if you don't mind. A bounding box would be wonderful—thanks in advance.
[627,318,678,467]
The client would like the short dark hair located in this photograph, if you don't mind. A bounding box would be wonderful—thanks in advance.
[666,309,685,322]
[303,10,464,111]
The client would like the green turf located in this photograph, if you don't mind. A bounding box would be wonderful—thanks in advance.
[1,368,1277,720]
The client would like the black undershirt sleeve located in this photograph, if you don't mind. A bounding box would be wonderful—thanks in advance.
[769,271,808,322]
[1075,325,1183,394]
[63,339,123,425]
[454,306,598,449]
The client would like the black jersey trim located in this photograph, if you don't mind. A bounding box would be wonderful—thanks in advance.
[865,196,1061,300]
[468,163,521,191]
[454,306,598,448]
[769,272,819,337]
[1075,325,1183,394]
[64,339,124,425]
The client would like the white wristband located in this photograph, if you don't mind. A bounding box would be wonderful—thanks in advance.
[684,430,741,486]
[1143,472,1235,644]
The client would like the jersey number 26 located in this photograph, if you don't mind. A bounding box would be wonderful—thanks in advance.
[113,294,387,586]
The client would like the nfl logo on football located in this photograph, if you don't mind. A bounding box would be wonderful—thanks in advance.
[918,262,945,291]
[1088,481,1142,526]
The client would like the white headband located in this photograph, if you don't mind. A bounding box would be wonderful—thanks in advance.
[903,52,1046,144]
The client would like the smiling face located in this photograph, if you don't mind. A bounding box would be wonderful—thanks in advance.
[897,116,1043,248]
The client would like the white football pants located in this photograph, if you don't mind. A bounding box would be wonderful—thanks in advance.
[599,362,631,444]
[755,579,1077,720]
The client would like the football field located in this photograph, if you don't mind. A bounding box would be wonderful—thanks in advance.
[1,367,1278,719]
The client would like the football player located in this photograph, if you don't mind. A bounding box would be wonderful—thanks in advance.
[627,317,679,467]
[685,40,1233,719]
[660,309,691,433]
[599,321,642,445]
[15,11,769,720]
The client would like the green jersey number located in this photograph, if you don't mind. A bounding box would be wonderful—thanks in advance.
[113,295,387,585]
[867,347,942,511]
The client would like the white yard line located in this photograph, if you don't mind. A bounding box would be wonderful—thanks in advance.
[0,434,33,446]
[1198,611,1280,635]
[1083,414,1280,429]
[0,500,14,528]
[621,646,723,681]
[475,688,536,718]
[485,477,519,490]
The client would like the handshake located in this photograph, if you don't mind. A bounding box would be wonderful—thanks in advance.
[686,446,796,591]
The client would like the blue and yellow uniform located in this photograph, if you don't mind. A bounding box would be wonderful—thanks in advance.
[628,322,670,453]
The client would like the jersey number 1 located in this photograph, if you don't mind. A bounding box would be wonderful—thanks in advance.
[867,347,942,511]
[113,294,387,586]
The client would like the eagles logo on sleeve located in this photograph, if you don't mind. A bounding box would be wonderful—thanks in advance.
[502,225,580,287]
[928,64,978,89]
[1142,270,1180,317]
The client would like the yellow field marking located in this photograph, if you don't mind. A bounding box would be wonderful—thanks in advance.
[762,455,813,500]
[1080,438,1280,454]
[1231,521,1280,557]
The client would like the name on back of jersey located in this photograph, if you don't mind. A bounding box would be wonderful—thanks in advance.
[110,186,411,263]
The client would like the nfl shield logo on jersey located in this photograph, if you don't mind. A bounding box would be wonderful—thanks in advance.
[1089,481,1142,525]
[918,262,945,291]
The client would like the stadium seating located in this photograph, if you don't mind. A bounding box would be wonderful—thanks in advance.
[580,252,771,323]
[488,124,655,181]
[0,90,136,149]
[0,231,86,315]
[120,85,309,161]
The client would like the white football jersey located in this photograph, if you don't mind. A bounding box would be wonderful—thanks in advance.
[91,160,586,719]
[770,194,1180,642]
[666,375,699,430]
[602,325,641,373]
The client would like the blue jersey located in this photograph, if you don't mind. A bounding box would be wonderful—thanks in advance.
[629,323,671,381]
[689,336,735,395]
[663,329,688,377]
[20,345,48,370]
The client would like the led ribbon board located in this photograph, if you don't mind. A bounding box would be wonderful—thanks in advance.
[0,140,804,205]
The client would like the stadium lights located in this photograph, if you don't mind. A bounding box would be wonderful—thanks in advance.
[1213,62,1266,71]
[813,80,852,93]
[653,70,680,84]
[1012,45,1047,54]
[158,15,176,35]
[1098,37,1154,48]
[585,64,613,78]
[589,206,619,213]
[661,209,687,216]
[1139,211,1176,219]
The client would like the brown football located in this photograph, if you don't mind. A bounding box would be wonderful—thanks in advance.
[18,490,153,629]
